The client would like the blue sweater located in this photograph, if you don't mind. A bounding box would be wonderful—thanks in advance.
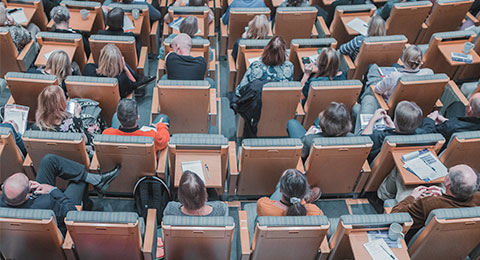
[222,0,267,25]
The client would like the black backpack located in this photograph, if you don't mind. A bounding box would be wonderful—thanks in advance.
[133,176,171,225]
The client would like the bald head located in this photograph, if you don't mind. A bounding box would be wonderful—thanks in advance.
[2,173,30,206]
[446,164,478,201]
[467,93,480,118]
[172,33,192,55]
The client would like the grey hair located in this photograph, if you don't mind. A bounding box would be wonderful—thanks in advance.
[449,168,478,201]
[50,6,70,24]
[116,99,138,128]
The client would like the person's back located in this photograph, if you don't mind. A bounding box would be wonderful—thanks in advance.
[98,7,141,56]
[165,33,207,80]
[221,0,267,25]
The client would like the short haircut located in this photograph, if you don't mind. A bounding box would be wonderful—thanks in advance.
[315,47,340,78]
[402,45,423,70]
[172,33,192,53]
[50,5,70,25]
[394,101,423,134]
[178,171,207,211]
[3,173,30,206]
[106,7,124,31]
[261,36,287,66]
[318,102,352,136]
[448,167,478,201]
[179,16,198,38]
[367,16,386,37]
[9,25,32,52]
[116,99,138,128]
[188,0,206,6]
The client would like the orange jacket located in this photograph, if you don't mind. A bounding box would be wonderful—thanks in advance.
[102,122,170,154]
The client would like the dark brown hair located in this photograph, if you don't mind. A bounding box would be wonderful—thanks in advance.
[261,36,287,66]
[315,47,340,79]
[178,171,207,211]
[318,102,352,137]
[279,169,308,216]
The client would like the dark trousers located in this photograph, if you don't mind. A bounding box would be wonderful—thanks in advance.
[35,154,88,205]
[445,101,466,119]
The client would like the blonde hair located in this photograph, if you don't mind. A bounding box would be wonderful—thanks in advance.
[401,45,423,70]
[246,15,269,39]
[96,44,124,77]
[315,47,340,78]
[35,85,70,130]
[367,16,386,37]
[45,50,71,83]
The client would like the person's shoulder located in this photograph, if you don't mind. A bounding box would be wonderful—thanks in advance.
[257,197,275,206]
[283,60,294,68]
[102,127,119,135]
[164,201,182,215]
[96,29,108,35]
[305,203,323,216]
[207,201,228,215]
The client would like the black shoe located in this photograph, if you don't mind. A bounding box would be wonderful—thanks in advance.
[95,165,121,194]
[133,75,155,88]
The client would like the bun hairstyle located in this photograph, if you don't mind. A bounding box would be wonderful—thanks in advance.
[279,169,309,216]
[401,45,423,70]
[50,6,70,25]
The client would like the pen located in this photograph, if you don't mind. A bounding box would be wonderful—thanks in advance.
[7,8,21,13]
[204,164,210,179]
[380,245,396,260]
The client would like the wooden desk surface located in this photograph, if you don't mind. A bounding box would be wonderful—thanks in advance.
[244,51,263,68]
[47,9,96,32]
[341,15,371,36]
[6,4,35,27]
[174,152,223,188]
[437,42,480,67]
[125,13,144,35]
[349,231,410,260]
[35,44,76,67]
[297,49,319,72]
[392,147,445,186]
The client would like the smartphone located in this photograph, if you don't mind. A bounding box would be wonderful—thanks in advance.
[67,101,76,115]
[301,57,311,64]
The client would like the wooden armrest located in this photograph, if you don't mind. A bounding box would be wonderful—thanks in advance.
[6,95,15,105]
[296,157,305,173]
[22,153,32,168]
[22,154,36,179]
[157,59,166,79]
[209,88,217,126]
[354,160,371,193]
[151,86,160,123]
[150,20,160,55]
[415,23,428,44]
[317,17,331,38]
[384,207,393,214]
[318,236,330,260]
[238,210,251,260]
[228,141,238,196]
[342,54,356,79]
[447,80,469,106]
[295,102,305,123]
[137,46,148,75]
[16,40,35,71]
[156,147,168,180]
[221,22,228,55]
[87,55,94,64]
[370,85,389,111]
[142,208,157,260]
[227,49,237,92]
[62,232,76,260]
[89,152,100,173]
[466,12,480,26]
[434,99,443,110]
[75,205,82,211]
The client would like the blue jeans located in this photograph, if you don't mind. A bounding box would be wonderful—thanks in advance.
[111,113,170,129]
[286,117,320,138]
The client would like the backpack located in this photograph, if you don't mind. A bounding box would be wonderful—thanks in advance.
[70,98,107,135]
[133,176,171,225]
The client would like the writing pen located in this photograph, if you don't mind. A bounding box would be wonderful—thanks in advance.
[380,244,396,260]
[7,8,22,13]
[204,164,210,179]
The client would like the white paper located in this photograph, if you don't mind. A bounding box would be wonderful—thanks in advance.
[4,104,29,135]
[364,239,398,260]
[123,15,135,31]
[378,67,398,77]
[402,149,448,182]
[360,114,386,131]
[7,8,28,24]
[346,17,369,36]
[248,56,261,64]
[366,230,402,248]
[181,160,206,184]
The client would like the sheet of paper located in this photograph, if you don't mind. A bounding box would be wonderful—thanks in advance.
[366,230,402,248]
[248,56,261,64]
[169,17,184,31]
[7,8,28,24]
[123,15,135,31]
[360,114,385,131]
[181,160,206,184]
[403,149,448,182]
[378,67,398,77]
[3,104,29,135]
[364,239,398,260]
[346,17,369,36]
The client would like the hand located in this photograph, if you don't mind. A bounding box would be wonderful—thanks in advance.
[3,120,19,133]
[74,103,81,118]
[306,125,321,135]
[424,186,443,197]
[32,184,55,195]
[410,186,428,199]
[122,56,128,71]
[372,109,387,121]
[29,181,40,192]
[436,114,448,124]
[427,111,440,124]
[241,31,247,38]
[384,115,395,128]
[304,63,314,74]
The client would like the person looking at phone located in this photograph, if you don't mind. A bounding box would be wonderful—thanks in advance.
[300,47,346,102]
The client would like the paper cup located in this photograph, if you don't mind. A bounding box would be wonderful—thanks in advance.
[464,42,474,54]
[80,9,89,20]
[388,223,405,241]
[132,8,140,20]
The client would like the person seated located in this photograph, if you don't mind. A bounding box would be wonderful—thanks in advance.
[339,15,386,62]
[163,171,228,216]
[164,0,214,24]
[287,102,353,160]
[257,169,323,216]
[279,0,310,7]
[0,119,26,157]
[364,45,433,102]
[0,3,39,36]
[426,93,480,144]
[0,5,31,53]
[49,6,91,58]
[103,99,170,154]
[165,33,209,82]
[0,154,120,234]
[27,50,77,96]
[391,164,480,242]
[375,0,412,20]
[83,44,143,99]
[235,36,294,96]
[121,0,161,25]
[360,101,434,163]
[222,0,266,25]
[159,16,214,62]
[324,0,366,27]
[300,47,347,102]
[231,14,269,62]
[97,7,142,57]
[29,85,94,156]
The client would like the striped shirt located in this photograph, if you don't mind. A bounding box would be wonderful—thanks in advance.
[339,35,365,61]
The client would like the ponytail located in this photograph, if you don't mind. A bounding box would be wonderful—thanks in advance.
[285,196,307,216]
[279,169,309,216]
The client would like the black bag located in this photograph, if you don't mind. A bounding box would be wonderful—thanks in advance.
[133,176,171,225]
